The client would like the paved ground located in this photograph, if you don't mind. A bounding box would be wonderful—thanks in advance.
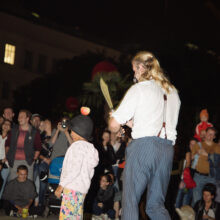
[0,209,93,219]
[0,208,59,219]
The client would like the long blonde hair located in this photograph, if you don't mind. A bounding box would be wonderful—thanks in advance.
[132,51,176,93]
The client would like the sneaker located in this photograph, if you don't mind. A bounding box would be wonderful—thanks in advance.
[100,213,108,220]
[91,215,103,220]
[9,210,20,217]
[9,210,14,217]
[28,214,38,218]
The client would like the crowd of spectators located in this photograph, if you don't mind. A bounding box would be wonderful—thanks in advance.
[0,106,219,220]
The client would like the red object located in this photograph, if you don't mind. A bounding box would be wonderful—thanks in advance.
[80,107,90,116]
[118,161,126,169]
[183,168,196,189]
[194,121,213,141]
[65,97,79,112]
[91,61,117,80]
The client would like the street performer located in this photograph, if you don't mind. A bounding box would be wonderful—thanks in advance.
[108,51,181,220]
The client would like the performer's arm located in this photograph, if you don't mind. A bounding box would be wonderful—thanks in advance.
[109,85,138,132]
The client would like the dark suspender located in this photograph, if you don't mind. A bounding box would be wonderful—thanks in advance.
[157,94,167,139]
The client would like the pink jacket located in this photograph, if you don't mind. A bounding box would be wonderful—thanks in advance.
[59,140,99,194]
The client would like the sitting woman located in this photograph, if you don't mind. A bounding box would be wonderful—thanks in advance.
[193,183,220,220]
[92,174,115,220]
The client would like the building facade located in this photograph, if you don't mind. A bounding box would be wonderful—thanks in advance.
[0,12,121,108]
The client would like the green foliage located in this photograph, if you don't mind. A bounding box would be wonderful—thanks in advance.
[80,71,132,111]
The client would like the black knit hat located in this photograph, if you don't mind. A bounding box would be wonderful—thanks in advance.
[69,115,93,140]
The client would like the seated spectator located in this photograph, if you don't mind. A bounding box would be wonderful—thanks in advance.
[193,183,220,220]
[2,165,37,217]
[92,174,115,220]
[107,172,121,220]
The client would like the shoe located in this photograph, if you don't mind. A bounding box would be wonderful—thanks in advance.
[28,214,38,218]
[100,213,108,220]
[9,210,21,217]
[9,210,14,217]
[91,215,103,220]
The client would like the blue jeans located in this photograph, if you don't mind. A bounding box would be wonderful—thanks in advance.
[33,162,49,206]
[192,173,216,206]
[0,168,9,199]
[122,136,174,220]
[175,187,193,208]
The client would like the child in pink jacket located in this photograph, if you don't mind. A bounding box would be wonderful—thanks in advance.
[55,114,99,220]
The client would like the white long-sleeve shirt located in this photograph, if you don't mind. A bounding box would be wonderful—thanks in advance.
[59,140,99,194]
[112,80,181,144]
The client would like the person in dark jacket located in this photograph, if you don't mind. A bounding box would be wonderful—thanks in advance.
[5,109,42,181]
[97,130,116,174]
[92,174,115,219]
[193,183,220,220]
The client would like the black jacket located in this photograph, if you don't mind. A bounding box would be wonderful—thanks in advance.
[98,143,116,172]
[194,199,220,220]
[6,125,39,167]
[96,185,115,212]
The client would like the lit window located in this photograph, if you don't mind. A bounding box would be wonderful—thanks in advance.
[4,44,16,65]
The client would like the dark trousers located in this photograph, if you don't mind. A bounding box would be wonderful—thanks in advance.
[93,200,115,218]
[34,161,49,206]
[3,200,18,216]
[3,200,38,216]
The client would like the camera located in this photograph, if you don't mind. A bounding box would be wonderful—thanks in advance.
[61,119,68,129]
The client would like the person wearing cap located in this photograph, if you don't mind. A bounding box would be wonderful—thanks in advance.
[194,109,213,142]
[108,51,180,220]
[55,113,99,220]
[30,114,42,130]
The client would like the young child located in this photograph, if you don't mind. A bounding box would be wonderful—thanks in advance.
[55,113,99,220]
[194,109,213,142]
[92,174,115,220]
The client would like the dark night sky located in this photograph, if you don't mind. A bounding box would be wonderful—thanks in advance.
[16,0,219,52]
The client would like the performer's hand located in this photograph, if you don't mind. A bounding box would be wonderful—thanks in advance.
[55,185,63,199]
